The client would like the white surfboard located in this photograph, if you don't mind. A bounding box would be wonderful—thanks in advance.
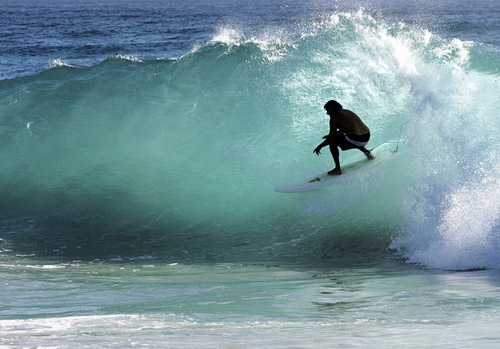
[275,151,392,193]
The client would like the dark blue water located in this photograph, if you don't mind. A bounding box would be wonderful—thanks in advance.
[2,0,499,80]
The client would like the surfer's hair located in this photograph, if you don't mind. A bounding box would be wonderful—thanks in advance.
[324,100,342,112]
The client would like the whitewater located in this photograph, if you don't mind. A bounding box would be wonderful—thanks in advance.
[2,0,500,347]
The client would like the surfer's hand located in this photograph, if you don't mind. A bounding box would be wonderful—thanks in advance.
[322,135,329,140]
[314,146,322,155]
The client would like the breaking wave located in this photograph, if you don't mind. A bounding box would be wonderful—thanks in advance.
[1,12,500,269]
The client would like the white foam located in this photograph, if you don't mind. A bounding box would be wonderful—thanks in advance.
[211,27,245,45]
[208,25,291,62]
[111,54,143,62]
[50,59,75,68]
[394,152,500,270]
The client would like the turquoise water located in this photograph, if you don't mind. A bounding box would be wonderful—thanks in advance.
[3,258,500,347]
[2,0,500,346]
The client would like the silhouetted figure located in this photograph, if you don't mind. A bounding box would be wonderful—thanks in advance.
[313,100,374,175]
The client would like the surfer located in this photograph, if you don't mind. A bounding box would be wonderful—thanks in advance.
[313,100,374,175]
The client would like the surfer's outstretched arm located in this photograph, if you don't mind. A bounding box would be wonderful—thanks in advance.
[314,138,330,155]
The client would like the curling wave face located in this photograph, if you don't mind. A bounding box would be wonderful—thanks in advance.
[1,12,500,269]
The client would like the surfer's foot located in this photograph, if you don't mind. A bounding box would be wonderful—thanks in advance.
[364,151,375,160]
[328,168,342,175]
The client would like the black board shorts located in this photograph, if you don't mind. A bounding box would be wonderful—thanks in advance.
[333,132,370,151]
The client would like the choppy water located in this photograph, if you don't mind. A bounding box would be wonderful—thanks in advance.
[2,0,500,347]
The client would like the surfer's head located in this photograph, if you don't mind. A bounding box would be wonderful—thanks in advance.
[324,100,342,114]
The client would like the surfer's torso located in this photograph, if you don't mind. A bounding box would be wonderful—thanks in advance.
[330,109,370,137]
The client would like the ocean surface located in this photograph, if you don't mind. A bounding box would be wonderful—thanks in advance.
[2,0,500,347]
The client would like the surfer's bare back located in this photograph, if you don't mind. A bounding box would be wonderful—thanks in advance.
[313,100,374,175]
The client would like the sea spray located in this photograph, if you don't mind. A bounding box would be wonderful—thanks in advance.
[390,50,500,270]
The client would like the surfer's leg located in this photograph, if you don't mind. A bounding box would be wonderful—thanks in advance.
[328,143,342,175]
